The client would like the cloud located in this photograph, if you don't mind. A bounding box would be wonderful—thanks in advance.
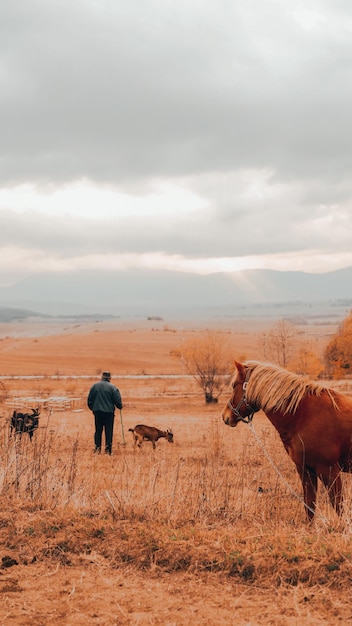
[0,172,351,263]
[1,1,352,281]
[1,0,352,186]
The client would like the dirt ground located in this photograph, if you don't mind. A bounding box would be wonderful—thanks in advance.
[0,316,349,625]
[2,562,351,625]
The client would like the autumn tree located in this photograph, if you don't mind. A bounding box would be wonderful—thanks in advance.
[260,319,297,368]
[289,345,323,378]
[324,310,352,378]
[180,331,233,403]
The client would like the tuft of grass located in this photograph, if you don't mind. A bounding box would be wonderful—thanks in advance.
[1,402,352,588]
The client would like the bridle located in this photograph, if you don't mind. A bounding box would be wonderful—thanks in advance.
[227,368,259,424]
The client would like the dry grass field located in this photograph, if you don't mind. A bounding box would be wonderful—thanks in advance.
[0,317,352,625]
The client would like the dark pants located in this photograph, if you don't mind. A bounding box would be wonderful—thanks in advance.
[94,411,114,454]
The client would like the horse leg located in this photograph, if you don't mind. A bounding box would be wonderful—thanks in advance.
[299,466,318,521]
[319,467,343,516]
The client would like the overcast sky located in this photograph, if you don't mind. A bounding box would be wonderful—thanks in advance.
[1,0,352,286]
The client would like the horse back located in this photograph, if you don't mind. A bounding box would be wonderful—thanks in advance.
[286,391,352,469]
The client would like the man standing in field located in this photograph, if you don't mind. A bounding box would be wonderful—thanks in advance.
[87,371,123,455]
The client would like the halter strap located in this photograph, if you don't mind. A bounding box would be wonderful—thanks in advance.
[227,368,258,424]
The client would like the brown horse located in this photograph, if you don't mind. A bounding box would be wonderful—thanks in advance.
[222,360,352,521]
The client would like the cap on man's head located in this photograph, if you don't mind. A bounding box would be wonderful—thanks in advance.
[102,371,111,380]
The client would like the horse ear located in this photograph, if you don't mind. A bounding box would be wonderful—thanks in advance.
[234,360,246,378]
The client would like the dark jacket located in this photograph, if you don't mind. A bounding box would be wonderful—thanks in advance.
[87,380,122,414]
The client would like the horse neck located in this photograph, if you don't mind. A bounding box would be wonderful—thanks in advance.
[260,406,294,436]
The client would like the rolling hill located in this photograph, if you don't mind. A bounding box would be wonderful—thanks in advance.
[0,267,351,319]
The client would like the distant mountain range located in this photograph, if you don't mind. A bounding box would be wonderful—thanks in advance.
[0,267,351,320]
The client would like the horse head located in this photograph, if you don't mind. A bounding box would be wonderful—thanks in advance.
[222,360,259,427]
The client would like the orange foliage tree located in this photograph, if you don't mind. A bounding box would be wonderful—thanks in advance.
[324,310,352,378]
[289,345,323,378]
[180,331,233,403]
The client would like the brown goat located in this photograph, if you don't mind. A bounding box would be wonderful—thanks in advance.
[128,425,173,449]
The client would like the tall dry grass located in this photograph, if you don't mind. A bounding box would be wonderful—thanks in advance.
[1,391,352,586]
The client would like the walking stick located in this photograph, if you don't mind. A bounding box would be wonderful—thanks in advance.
[119,408,126,445]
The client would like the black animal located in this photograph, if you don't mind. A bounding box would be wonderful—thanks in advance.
[11,407,40,440]
[128,425,173,449]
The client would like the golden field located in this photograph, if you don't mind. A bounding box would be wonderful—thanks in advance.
[0,316,351,625]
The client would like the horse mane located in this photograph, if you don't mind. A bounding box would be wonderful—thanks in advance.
[243,360,336,415]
